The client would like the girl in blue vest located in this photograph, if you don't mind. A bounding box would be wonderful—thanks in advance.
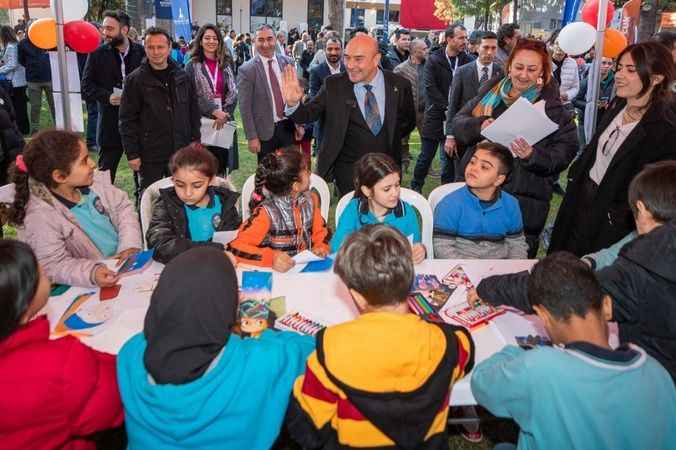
[331,152,426,263]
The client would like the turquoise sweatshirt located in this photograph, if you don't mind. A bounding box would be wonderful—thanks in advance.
[117,330,314,450]
[331,198,421,253]
[471,343,676,450]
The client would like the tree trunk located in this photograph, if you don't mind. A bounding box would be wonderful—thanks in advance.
[637,0,659,42]
[328,0,344,34]
[23,0,30,20]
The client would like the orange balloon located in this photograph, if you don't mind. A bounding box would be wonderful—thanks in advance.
[28,18,57,50]
[604,28,628,58]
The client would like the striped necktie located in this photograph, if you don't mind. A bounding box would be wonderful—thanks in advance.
[363,84,382,136]
[480,66,489,85]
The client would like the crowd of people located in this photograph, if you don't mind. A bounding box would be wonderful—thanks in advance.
[0,9,675,450]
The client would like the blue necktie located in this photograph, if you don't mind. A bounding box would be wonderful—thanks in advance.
[363,84,382,136]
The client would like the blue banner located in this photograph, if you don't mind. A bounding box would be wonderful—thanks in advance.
[172,0,192,41]
[155,0,173,20]
[562,0,583,26]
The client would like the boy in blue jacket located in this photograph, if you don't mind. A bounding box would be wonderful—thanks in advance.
[433,141,528,259]
[471,252,676,450]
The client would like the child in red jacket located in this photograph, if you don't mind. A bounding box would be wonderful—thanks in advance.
[0,240,123,450]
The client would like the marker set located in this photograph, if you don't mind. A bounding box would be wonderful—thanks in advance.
[406,293,444,323]
[275,312,326,336]
[444,303,505,330]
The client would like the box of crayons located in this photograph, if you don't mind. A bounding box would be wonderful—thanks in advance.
[275,312,326,336]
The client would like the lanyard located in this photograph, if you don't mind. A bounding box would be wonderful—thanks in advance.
[119,45,130,82]
[207,62,220,91]
[445,53,459,72]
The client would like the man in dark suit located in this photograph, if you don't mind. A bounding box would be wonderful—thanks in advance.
[308,36,344,149]
[412,24,474,192]
[237,24,295,162]
[282,35,416,195]
[444,31,504,177]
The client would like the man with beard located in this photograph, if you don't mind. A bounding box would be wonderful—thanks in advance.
[309,37,345,149]
[412,24,474,192]
[82,10,144,183]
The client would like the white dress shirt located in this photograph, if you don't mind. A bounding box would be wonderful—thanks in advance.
[589,107,639,184]
[259,54,285,122]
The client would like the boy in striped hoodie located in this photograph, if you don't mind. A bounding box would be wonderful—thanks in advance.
[286,224,474,449]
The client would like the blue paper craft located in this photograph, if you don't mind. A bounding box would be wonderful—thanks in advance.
[300,257,334,273]
[117,250,154,276]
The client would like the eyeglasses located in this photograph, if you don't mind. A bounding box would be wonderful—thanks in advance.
[601,126,621,156]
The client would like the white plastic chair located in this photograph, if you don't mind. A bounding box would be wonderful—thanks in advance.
[139,176,236,249]
[0,183,16,204]
[335,188,434,259]
[240,173,331,222]
[428,182,465,214]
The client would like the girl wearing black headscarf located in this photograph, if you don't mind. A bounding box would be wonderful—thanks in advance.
[116,247,315,450]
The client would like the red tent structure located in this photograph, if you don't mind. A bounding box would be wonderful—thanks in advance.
[400,0,449,30]
[0,0,50,7]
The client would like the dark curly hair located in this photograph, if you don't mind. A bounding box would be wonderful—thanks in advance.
[6,129,82,226]
[250,149,306,211]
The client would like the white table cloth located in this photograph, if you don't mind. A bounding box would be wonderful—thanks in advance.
[43,258,598,406]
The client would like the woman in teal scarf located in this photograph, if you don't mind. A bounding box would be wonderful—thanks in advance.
[452,38,579,257]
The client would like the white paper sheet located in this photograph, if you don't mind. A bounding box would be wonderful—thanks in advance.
[292,250,323,264]
[200,119,236,148]
[481,97,558,148]
[212,230,238,246]
[0,183,15,203]
[48,51,81,93]
[53,92,85,132]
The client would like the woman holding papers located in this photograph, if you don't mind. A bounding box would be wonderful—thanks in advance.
[453,38,578,257]
[185,24,239,176]
[549,42,676,257]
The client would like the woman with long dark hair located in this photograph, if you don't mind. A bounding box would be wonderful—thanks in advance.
[453,38,579,257]
[549,42,676,256]
[185,24,239,176]
[0,26,28,135]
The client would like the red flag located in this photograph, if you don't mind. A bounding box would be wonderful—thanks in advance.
[400,0,449,30]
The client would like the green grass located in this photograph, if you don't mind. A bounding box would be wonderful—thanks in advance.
[3,99,573,449]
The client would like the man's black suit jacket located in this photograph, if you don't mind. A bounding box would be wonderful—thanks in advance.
[288,70,416,181]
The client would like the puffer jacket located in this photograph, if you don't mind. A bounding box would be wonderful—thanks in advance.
[17,171,142,287]
[453,78,578,252]
[146,184,241,264]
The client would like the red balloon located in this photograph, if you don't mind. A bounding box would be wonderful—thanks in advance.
[580,0,615,28]
[63,20,100,54]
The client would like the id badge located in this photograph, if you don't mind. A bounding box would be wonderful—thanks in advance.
[213,96,222,111]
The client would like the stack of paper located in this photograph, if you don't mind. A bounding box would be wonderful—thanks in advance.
[481,97,558,148]
[200,119,237,148]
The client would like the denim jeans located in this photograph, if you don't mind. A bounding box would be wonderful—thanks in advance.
[411,137,454,192]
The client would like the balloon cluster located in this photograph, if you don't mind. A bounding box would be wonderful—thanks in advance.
[27,1,99,53]
[557,0,628,59]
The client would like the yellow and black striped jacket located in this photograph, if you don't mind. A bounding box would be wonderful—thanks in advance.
[286,312,475,449]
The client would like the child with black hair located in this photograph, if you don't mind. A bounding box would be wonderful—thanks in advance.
[471,252,676,450]
[433,141,528,259]
[471,161,676,381]
[0,240,124,449]
[228,149,330,272]
[286,224,475,449]
[146,143,241,264]
[331,152,426,263]
[4,129,142,288]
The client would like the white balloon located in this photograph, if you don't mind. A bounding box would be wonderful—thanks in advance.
[558,22,596,56]
[51,0,89,22]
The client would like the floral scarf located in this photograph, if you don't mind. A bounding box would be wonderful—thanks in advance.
[472,77,541,117]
